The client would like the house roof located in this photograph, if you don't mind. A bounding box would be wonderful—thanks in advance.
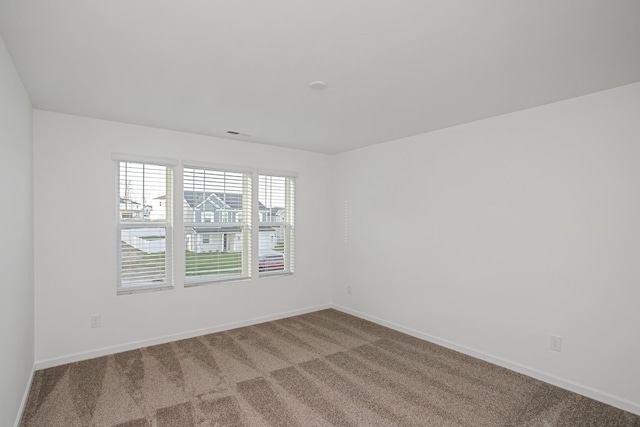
[119,197,141,207]
[183,191,267,211]
[189,226,242,234]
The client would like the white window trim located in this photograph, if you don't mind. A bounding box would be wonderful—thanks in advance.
[115,158,176,295]
[183,160,253,174]
[257,172,296,277]
[182,164,253,286]
[111,153,178,166]
[114,158,299,293]
[257,168,299,178]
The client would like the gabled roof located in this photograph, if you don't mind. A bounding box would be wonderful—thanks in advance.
[183,191,266,211]
[119,197,141,207]
[189,226,242,234]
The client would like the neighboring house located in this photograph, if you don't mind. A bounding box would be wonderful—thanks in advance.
[119,197,143,219]
[182,191,280,254]
[186,226,243,253]
[183,191,248,253]
[120,196,163,253]
[120,197,153,220]
[147,195,168,221]
[123,191,285,254]
[260,207,285,223]
[184,191,249,223]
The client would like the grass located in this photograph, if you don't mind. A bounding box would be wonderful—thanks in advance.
[121,243,243,281]
[185,250,242,276]
[120,243,166,284]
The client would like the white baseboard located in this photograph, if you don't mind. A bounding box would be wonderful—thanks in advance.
[34,303,331,370]
[332,304,640,417]
[14,365,35,427]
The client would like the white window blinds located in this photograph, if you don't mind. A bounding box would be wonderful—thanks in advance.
[258,174,295,275]
[117,161,173,293]
[183,166,252,284]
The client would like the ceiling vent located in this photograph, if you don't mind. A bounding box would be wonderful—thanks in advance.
[226,130,251,137]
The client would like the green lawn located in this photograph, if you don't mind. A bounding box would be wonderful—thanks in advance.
[121,243,242,279]
[185,250,242,276]
[120,244,166,283]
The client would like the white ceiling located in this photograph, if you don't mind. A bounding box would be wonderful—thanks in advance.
[1,1,640,154]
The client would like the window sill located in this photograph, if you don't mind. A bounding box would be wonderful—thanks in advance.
[117,284,174,296]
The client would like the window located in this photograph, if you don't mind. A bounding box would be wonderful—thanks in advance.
[184,166,252,284]
[117,161,173,293]
[258,173,295,275]
[115,159,296,292]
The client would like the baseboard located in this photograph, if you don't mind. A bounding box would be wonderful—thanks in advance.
[35,303,331,370]
[332,304,640,416]
[14,364,35,427]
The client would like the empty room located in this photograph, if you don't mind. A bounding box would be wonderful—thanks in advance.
[1,1,640,426]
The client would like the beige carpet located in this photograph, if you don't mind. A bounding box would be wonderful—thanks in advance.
[21,309,640,426]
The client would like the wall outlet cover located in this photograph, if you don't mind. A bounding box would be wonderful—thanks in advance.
[550,335,562,352]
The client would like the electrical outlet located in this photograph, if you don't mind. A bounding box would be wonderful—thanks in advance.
[550,335,562,352]
[91,314,101,328]
[347,286,352,295]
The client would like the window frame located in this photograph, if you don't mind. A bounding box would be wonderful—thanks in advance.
[113,155,177,295]
[113,156,298,294]
[257,171,296,277]
[182,163,253,286]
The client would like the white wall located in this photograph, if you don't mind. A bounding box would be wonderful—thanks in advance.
[334,82,640,414]
[0,35,34,426]
[33,111,333,365]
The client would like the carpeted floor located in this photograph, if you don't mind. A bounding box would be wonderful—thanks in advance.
[21,309,640,426]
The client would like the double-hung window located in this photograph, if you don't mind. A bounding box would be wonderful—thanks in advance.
[116,160,173,293]
[183,166,252,284]
[258,173,295,275]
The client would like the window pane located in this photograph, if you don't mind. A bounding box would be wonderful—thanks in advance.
[120,228,167,287]
[184,167,251,283]
[258,174,294,275]
[259,175,287,223]
[186,230,245,277]
[258,225,285,273]
[117,161,172,293]
[119,162,169,222]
